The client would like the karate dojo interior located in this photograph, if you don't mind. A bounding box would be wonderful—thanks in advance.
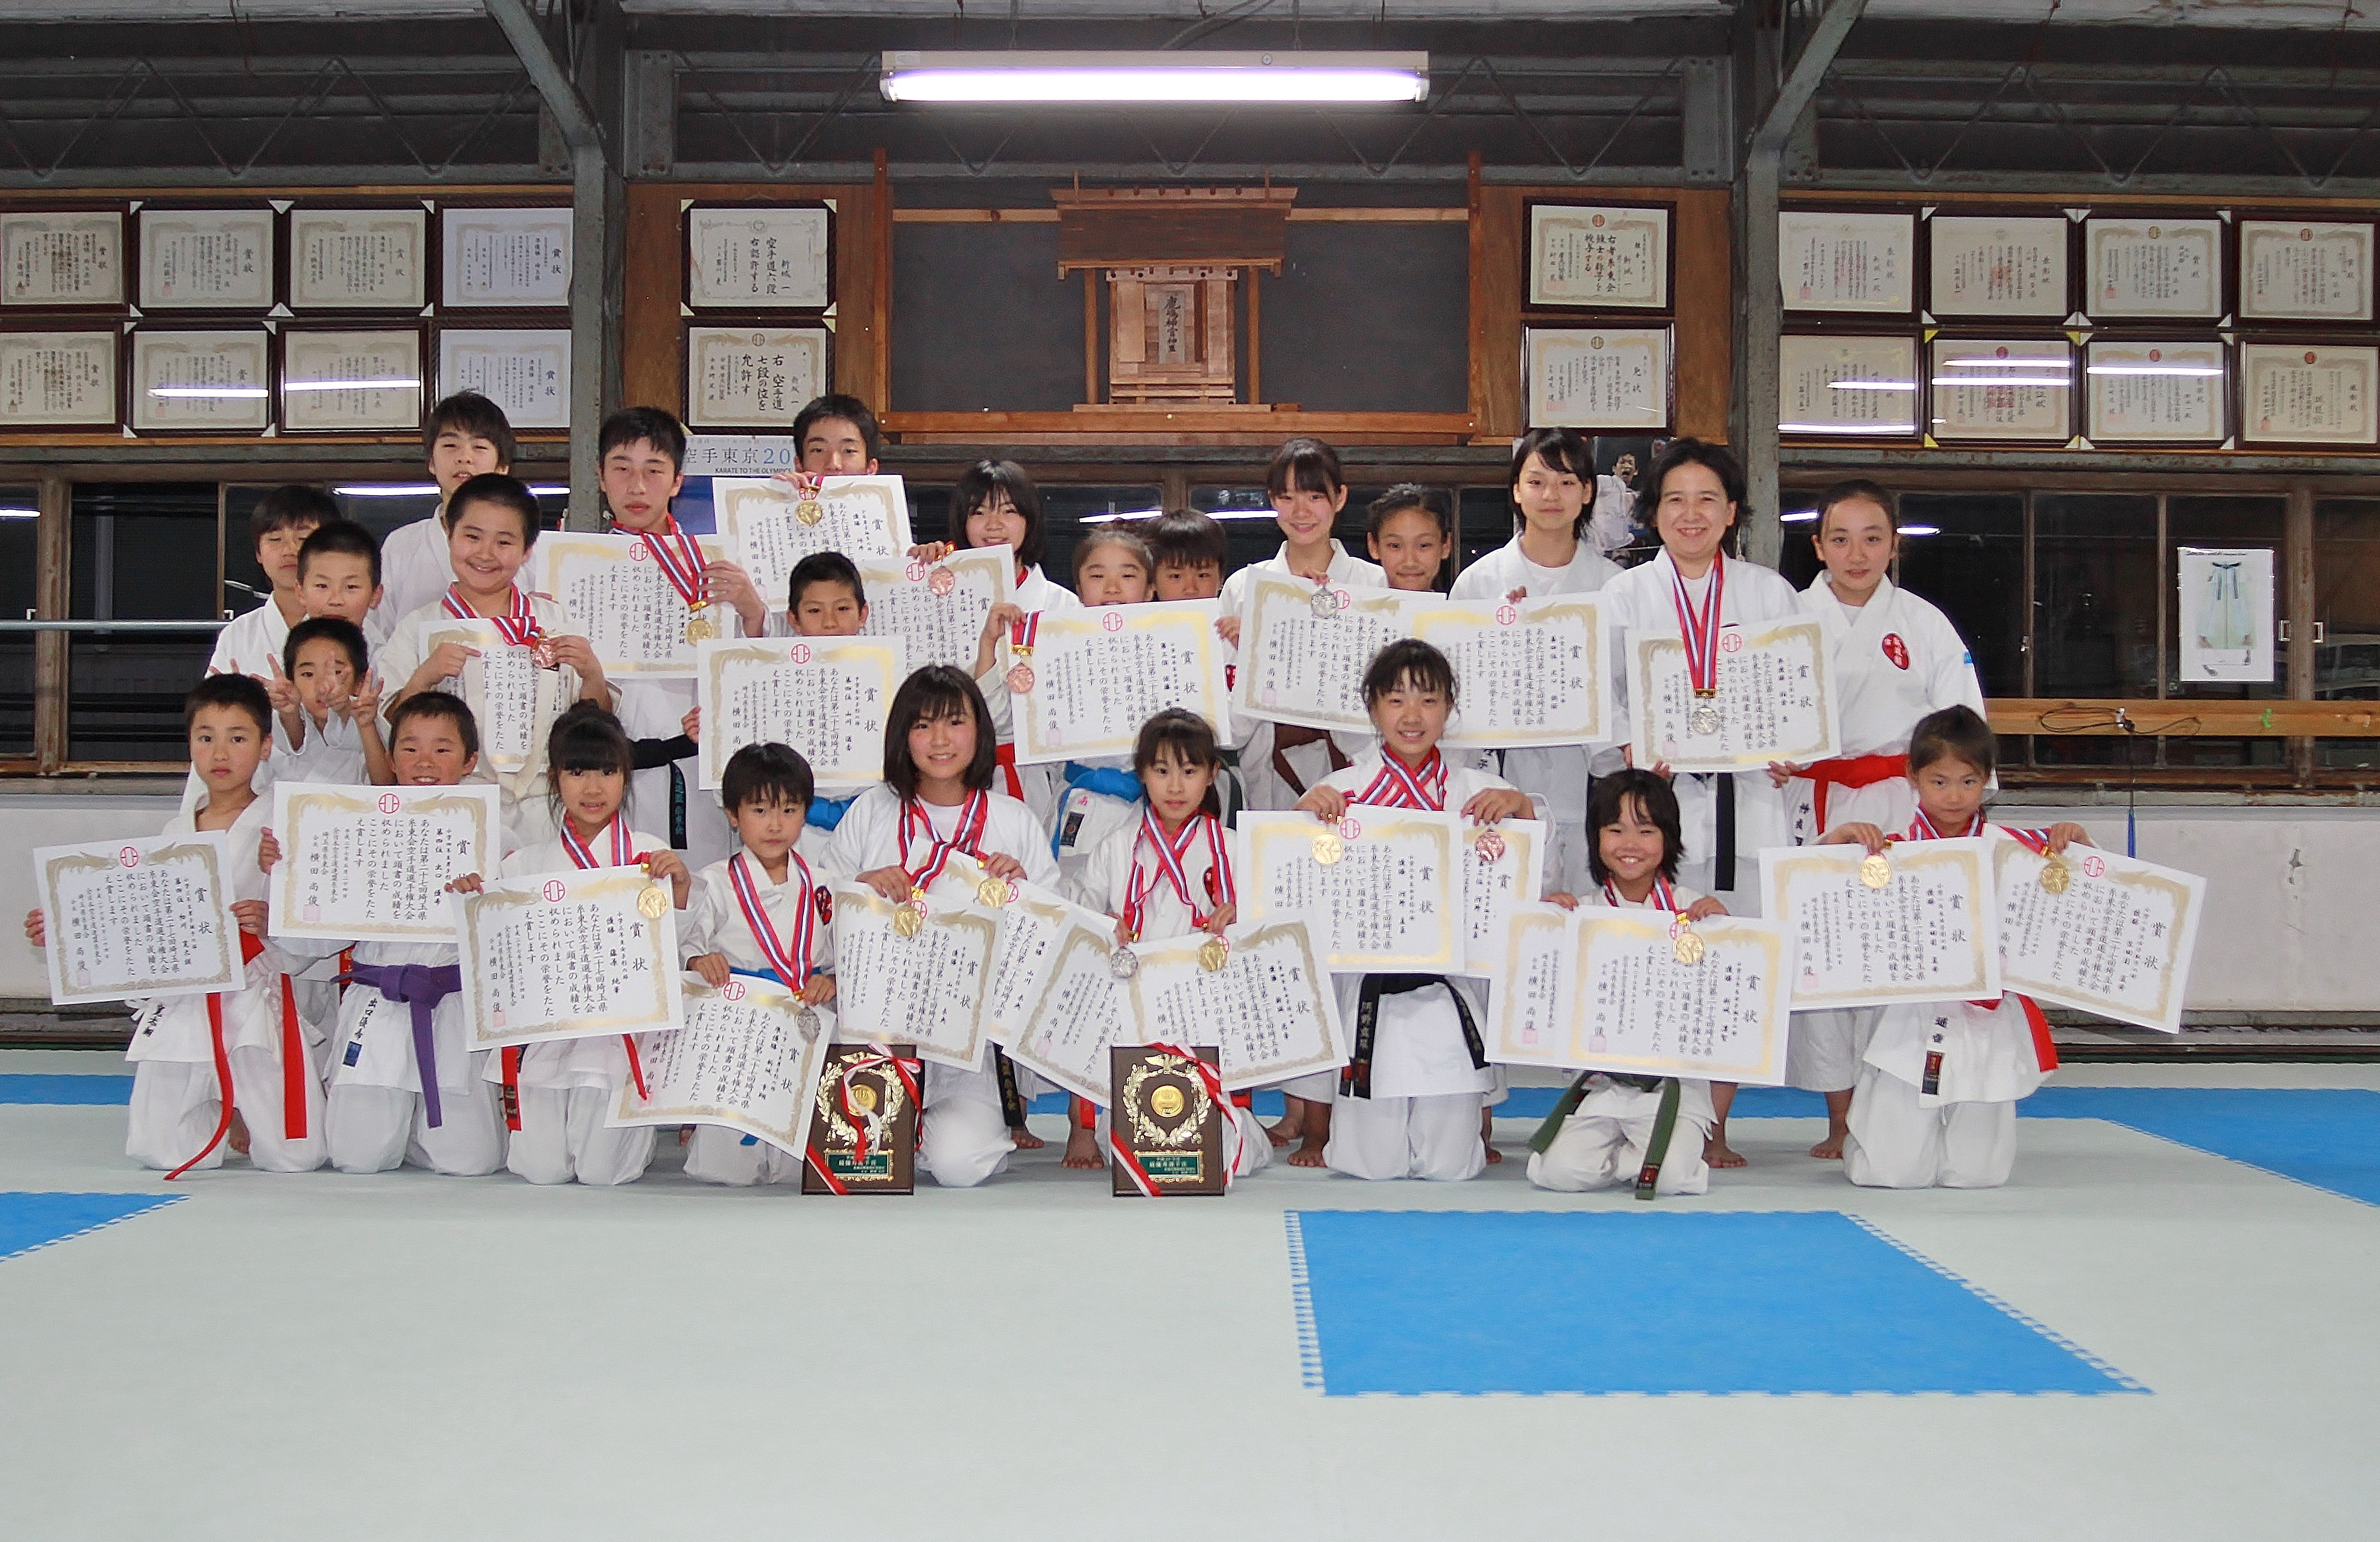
[6,1,2380,1537]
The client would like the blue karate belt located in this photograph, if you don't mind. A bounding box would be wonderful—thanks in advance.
[1052,762,1145,855]
[806,793,855,832]
[727,966,788,1144]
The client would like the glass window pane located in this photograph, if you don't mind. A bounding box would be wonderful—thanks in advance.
[1458,487,1513,576]
[2030,493,2158,768]
[1034,484,1164,590]
[1890,493,2025,696]
[1192,485,1369,583]
[2164,495,2285,770]
[2315,498,2380,770]
[69,482,219,763]
[0,485,35,757]
[1776,497,1823,590]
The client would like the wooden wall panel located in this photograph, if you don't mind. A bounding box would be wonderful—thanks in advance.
[619,180,885,420]
[1671,188,1733,443]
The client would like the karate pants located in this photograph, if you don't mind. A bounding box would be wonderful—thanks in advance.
[326,1080,506,1176]
[126,1047,326,1174]
[1841,1064,2017,1190]
[1270,1070,1338,1104]
[920,1063,1013,1189]
[1526,1110,1711,1196]
[507,1086,655,1187]
[1324,1092,1485,1182]
[685,1126,803,1187]
[1785,1007,1881,1094]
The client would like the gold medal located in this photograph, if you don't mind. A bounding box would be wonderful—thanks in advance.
[1858,852,1892,889]
[1311,831,1344,865]
[2040,853,2072,894]
[1672,924,1705,966]
[1198,935,1230,973]
[683,607,716,645]
[849,1081,878,1112]
[891,905,923,939]
[1149,1084,1185,1120]
[977,876,1012,908]
[795,497,825,527]
[638,883,669,919]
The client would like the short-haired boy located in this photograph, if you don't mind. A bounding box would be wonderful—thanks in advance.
[375,391,516,624]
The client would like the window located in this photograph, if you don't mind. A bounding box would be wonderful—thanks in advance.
[0,485,36,759]
[2316,499,2380,771]
[70,483,220,763]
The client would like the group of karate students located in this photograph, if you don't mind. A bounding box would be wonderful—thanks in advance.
[25,382,2079,1196]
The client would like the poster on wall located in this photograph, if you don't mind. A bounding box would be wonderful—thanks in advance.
[2175,546,2275,684]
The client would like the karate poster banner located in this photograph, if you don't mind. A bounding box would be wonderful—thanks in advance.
[858,546,1015,671]
[531,530,734,679]
[1408,593,1611,750]
[1231,572,1417,734]
[1994,835,2204,1034]
[1007,599,1232,765]
[1628,614,1840,773]
[34,831,240,1006]
[1487,901,1791,1084]
[714,474,913,614]
[611,973,833,1156]
[1127,920,1344,1092]
[455,867,683,1052]
[830,866,1000,1072]
[2176,547,2275,684]
[1761,839,2000,1010]
[268,782,500,943]
[1235,810,1459,971]
[696,635,904,792]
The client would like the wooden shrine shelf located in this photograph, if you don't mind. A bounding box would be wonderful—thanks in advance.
[880,408,1476,447]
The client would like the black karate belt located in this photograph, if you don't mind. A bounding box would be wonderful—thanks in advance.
[669,764,688,851]
[994,1048,1028,1130]
[1341,974,1487,1100]
[1633,1077,1683,1201]
[1714,771,1736,894]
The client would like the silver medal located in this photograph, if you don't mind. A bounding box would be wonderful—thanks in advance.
[1308,586,1340,618]
[1690,699,1722,736]
[795,1005,821,1037]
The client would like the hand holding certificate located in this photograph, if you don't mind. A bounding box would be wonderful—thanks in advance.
[858,547,1014,670]
[1231,573,1414,733]
[34,833,241,1006]
[715,475,913,613]
[829,867,999,1070]
[610,973,834,1156]
[268,783,499,942]
[456,867,683,1053]
[1235,810,1459,971]
[532,530,733,678]
[696,636,903,792]
[1409,594,1611,749]
[1628,614,1839,772]
[1994,835,2202,1033]
[419,617,559,773]
[1761,839,1998,1010]
[1006,600,1231,764]
[1488,901,1791,1083]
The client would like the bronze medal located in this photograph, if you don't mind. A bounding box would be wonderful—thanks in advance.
[1005,663,1036,694]
[1859,852,1892,889]
[1472,828,1506,863]
[929,567,957,597]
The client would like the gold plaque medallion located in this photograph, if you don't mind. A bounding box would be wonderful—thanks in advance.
[1149,1084,1186,1120]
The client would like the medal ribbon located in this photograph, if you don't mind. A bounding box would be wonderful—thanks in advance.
[634,515,709,612]
[542,817,651,1105]
[1355,749,1447,810]
[442,582,541,648]
[728,851,815,991]
[1904,808,1982,841]
[1601,874,1681,913]
[898,791,989,893]
[1666,554,1726,695]
[1010,612,1039,656]
[1125,810,1235,937]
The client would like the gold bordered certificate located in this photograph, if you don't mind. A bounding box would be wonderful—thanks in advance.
[1127,919,1343,1093]
[1230,572,1416,733]
[829,872,999,1071]
[1760,839,1999,1010]
[1408,593,1609,749]
[715,474,913,613]
[531,530,735,679]
[1627,614,1839,772]
[1993,834,2203,1034]
[696,635,902,793]
[610,974,833,1157]
[1008,600,1231,765]
[34,832,240,1006]
[268,782,499,942]
[457,867,683,1052]
[1235,809,1459,971]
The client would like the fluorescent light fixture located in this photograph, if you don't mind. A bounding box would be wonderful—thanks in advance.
[1931,375,2071,388]
[1938,357,2067,367]
[880,50,1429,105]
[1828,381,1918,391]
[1896,524,1941,536]
[149,386,268,399]
[284,378,421,393]
[0,506,37,520]
[335,483,568,497]
[1780,509,1819,524]
[1080,508,1166,525]
[2086,364,2225,376]
[1779,422,1916,434]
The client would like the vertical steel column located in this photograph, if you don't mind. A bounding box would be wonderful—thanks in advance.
[1743,0,1867,565]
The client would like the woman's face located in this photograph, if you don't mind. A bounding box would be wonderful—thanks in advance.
[964,491,1030,557]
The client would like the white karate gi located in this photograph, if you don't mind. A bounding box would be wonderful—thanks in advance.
[178,599,300,816]
[1525,882,1716,1196]
[675,838,840,1186]
[829,784,1057,1188]
[614,676,732,868]
[1313,751,1512,1183]
[1218,541,1387,811]
[1068,811,1273,1178]
[1845,995,2046,1190]
[973,563,1080,822]
[373,510,455,630]
[376,586,608,851]
[1600,551,1801,913]
[1448,534,1622,886]
[122,798,328,1173]
[477,822,670,1186]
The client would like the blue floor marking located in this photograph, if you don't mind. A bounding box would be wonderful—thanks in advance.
[2021,1086,2380,1207]
[0,1192,183,1263]
[1286,1208,2145,1397]
[0,1074,135,1106]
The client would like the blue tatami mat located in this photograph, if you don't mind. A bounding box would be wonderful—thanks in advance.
[2022,1087,2380,1206]
[0,1074,135,1106]
[0,1192,182,1263]
[1287,1209,2144,1397]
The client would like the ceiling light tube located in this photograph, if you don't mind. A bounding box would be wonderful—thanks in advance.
[880,51,1429,105]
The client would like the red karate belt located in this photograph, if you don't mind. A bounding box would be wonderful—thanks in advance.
[1794,751,1908,833]
[994,741,1024,801]
[165,931,303,1181]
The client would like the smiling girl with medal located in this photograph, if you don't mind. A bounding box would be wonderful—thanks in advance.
[457,705,690,1187]
[1063,708,1272,1179]
[1292,640,1535,1181]
[1597,439,1803,1172]
[1814,706,2086,1190]
[681,741,841,1187]
[830,664,1061,1187]
[1526,769,1732,1198]
[379,473,614,850]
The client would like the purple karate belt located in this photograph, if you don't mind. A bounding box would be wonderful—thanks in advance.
[346,963,464,1128]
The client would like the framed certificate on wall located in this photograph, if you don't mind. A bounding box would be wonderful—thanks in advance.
[2083,338,2227,444]
[439,205,571,308]
[2084,217,2222,321]
[1526,202,1670,310]
[437,327,569,430]
[1777,333,1920,438]
[684,324,830,427]
[684,204,832,310]
[2239,342,2379,446]
[137,208,274,311]
[1778,210,1915,315]
[287,207,427,311]
[1,210,125,308]
[1928,337,2076,442]
[1522,326,1669,431]
[0,329,119,427]
[1927,214,2071,320]
[2238,219,2374,323]
[129,328,271,433]
[278,326,423,432]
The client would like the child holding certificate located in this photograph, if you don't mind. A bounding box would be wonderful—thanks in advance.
[26,676,326,1175]
[299,691,509,1176]
[377,472,614,850]
[1780,480,1988,1160]
[831,665,1060,1185]
[459,705,692,1186]
[267,617,389,788]
[1067,708,1272,1178]
[1049,527,1159,892]
[1526,769,1728,1198]
[1818,706,2086,1190]
[681,741,840,1186]
[1599,438,1803,1171]
[1295,640,1534,1181]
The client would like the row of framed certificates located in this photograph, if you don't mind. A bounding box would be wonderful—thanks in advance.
[1521,324,2380,447]
[1776,208,2374,325]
